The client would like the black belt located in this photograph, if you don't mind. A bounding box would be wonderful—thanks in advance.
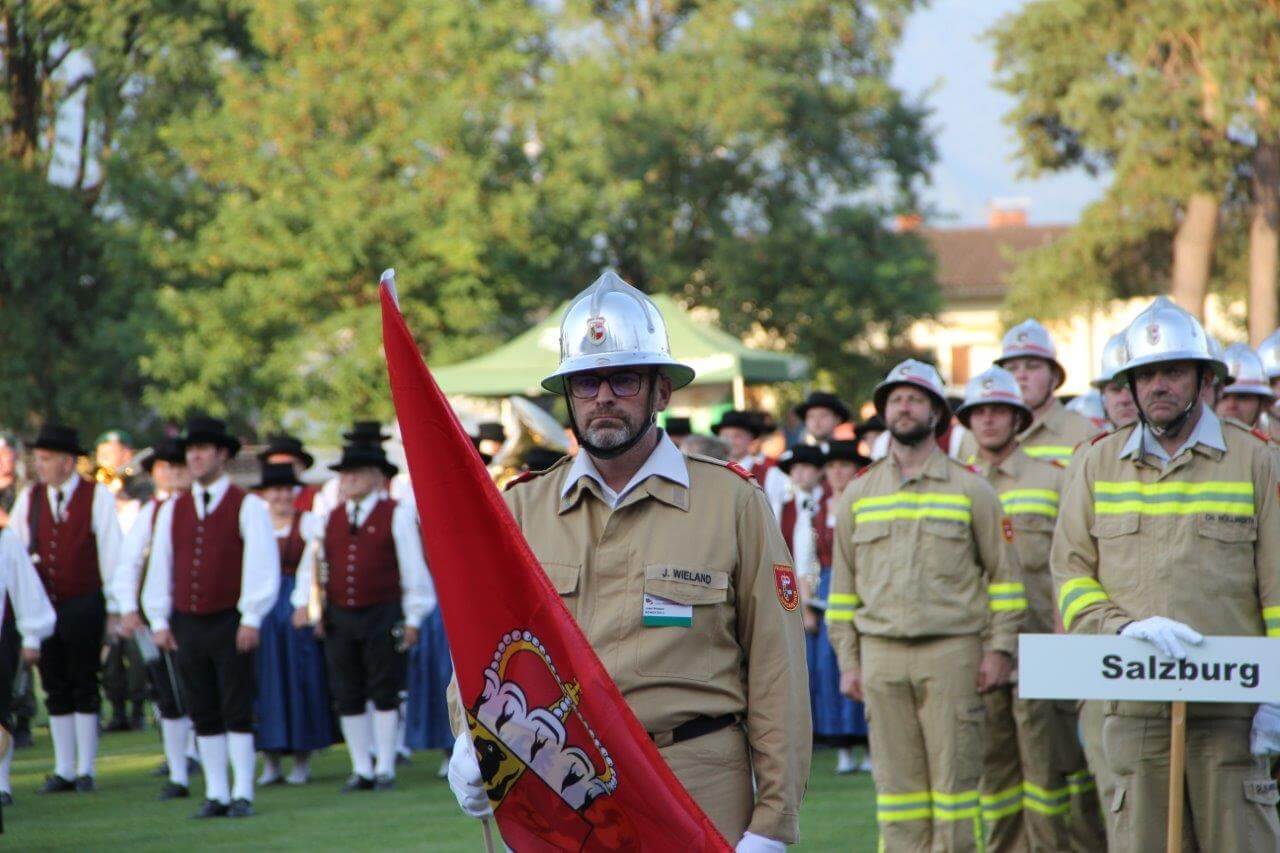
[649,713,738,748]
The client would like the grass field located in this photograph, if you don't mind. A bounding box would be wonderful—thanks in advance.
[5,728,879,850]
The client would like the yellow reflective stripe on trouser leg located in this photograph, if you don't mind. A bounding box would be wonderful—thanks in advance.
[1057,577,1110,631]
[933,790,984,853]
[1023,780,1071,816]
[1264,606,1280,638]
[980,782,1024,821]
[1065,770,1095,797]
[876,790,933,822]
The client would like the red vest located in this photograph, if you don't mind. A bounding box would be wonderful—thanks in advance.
[33,479,100,603]
[813,486,834,568]
[742,456,776,482]
[779,499,799,555]
[172,486,246,615]
[277,514,305,577]
[324,499,400,609]
[293,484,319,512]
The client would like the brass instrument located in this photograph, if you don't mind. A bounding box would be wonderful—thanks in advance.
[489,396,571,488]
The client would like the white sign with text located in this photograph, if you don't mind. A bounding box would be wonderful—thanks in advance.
[1017,634,1280,703]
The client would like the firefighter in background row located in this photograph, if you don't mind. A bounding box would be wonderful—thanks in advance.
[956,366,1103,852]
[1051,297,1280,852]
[1258,329,1280,442]
[1217,344,1279,455]
[827,359,1024,852]
[994,319,1094,466]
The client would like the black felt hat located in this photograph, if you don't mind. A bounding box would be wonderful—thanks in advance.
[853,416,886,440]
[477,422,507,443]
[31,424,89,457]
[794,391,851,423]
[342,421,392,445]
[329,443,398,478]
[824,440,870,466]
[257,433,314,469]
[712,410,764,438]
[776,444,827,474]
[253,462,304,490]
[664,416,692,437]
[178,416,242,457]
[141,437,186,473]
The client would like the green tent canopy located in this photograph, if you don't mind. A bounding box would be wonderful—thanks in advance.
[431,295,808,397]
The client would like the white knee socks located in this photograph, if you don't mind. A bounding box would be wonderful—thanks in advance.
[340,712,374,779]
[197,734,230,804]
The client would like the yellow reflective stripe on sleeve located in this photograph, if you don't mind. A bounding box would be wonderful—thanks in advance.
[1023,445,1074,462]
[1058,577,1110,631]
[825,592,861,625]
[931,789,980,821]
[988,582,1028,612]
[876,790,932,823]
[853,491,973,524]
[980,783,1024,821]
[1264,606,1280,637]
[1023,781,1072,816]
[1000,489,1060,518]
[1094,480,1254,517]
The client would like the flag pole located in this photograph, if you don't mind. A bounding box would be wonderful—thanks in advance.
[481,817,497,853]
[1166,700,1187,853]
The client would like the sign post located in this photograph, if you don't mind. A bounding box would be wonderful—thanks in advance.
[1019,635,1280,853]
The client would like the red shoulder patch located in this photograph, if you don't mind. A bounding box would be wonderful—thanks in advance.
[773,564,799,611]
[503,470,538,491]
[725,461,757,483]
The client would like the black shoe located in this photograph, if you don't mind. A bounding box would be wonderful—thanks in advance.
[340,774,375,792]
[129,702,146,731]
[227,798,255,818]
[0,791,13,806]
[158,781,190,801]
[37,775,76,794]
[75,775,96,793]
[192,799,229,819]
[12,730,33,749]
[152,760,170,778]
[373,774,395,791]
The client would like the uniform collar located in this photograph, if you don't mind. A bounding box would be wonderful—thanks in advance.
[560,431,690,512]
[888,444,951,482]
[1119,404,1225,463]
[971,446,1023,479]
[1021,398,1069,442]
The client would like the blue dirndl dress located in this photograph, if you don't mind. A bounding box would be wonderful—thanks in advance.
[255,516,334,752]
[405,607,453,750]
[810,566,868,741]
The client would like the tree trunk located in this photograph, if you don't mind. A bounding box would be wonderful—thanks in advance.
[2,7,43,169]
[1250,140,1280,344]
[1170,192,1218,320]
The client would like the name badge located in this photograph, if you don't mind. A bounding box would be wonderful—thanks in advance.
[642,593,692,628]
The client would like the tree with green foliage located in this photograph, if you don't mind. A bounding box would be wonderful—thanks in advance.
[144,0,938,431]
[990,0,1280,338]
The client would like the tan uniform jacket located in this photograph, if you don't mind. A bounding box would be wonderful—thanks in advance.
[1051,420,1280,718]
[972,449,1064,634]
[497,452,811,842]
[825,446,1025,671]
[1019,400,1095,466]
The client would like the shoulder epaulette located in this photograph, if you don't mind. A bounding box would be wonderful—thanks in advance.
[1090,431,1109,446]
[1252,427,1272,444]
[1051,459,1068,469]
[685,453,761,487]
[503,469,542,491]
[854,466,870,479]
[725,460,757,483]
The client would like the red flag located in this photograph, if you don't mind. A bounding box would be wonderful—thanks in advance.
[379,271,732,852]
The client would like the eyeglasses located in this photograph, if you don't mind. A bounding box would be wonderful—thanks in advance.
[567,371,646,399]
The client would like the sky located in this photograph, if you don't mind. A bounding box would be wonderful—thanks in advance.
[890,0,1107,227]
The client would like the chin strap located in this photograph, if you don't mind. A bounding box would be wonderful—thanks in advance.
[1133,365,1204,438]
[566,379,658,461]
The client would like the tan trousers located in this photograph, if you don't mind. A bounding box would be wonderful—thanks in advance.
[1078,700,1116,850]
[981,687,1075,852]
[1056,702,1106,853]
[660,722,754,844]
[1103,714,1280,852]
[863,634,986,852]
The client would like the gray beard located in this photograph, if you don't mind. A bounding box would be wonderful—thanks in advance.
[584,420,635,449]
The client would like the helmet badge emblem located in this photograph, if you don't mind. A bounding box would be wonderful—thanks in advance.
[981,378,994,391]
[1146,323,1161,346]
[586,317,607,345]
[1015,332,1028,345]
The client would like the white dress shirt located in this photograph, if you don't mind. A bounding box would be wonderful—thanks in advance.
[10,476,124,613]
[0,527,56,650]
[773,485,823,580]
[743,453,789,511]
[112,496,169,615]
[291,491,436,628]
[1120,404,1226,465]
[141,475,280,632]
[561,432,690,509]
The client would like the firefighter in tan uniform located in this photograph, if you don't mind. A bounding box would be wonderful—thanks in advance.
[1051,297,1280,852]
[826,359,1025,853]
[995,319,1095,466]
[956,366,1104,851]
[1259,329,1280,443]
[445,272,811,852]
[1216,344,1280,458]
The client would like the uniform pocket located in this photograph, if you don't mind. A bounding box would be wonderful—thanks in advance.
[540,562,581,596]
[920,518,972,584]
[1091,514,1139,539]
[1243,777,1279,806]
[1196,514,1257,544]
[636,566,730,682]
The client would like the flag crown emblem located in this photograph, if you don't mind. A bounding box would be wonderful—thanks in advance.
[469,630,618,813]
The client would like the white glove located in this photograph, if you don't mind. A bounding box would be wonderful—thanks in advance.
[735,832,786,853]
[1251,704,1280,757]
[1120,616,1203,660]
[448,732,492,819]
